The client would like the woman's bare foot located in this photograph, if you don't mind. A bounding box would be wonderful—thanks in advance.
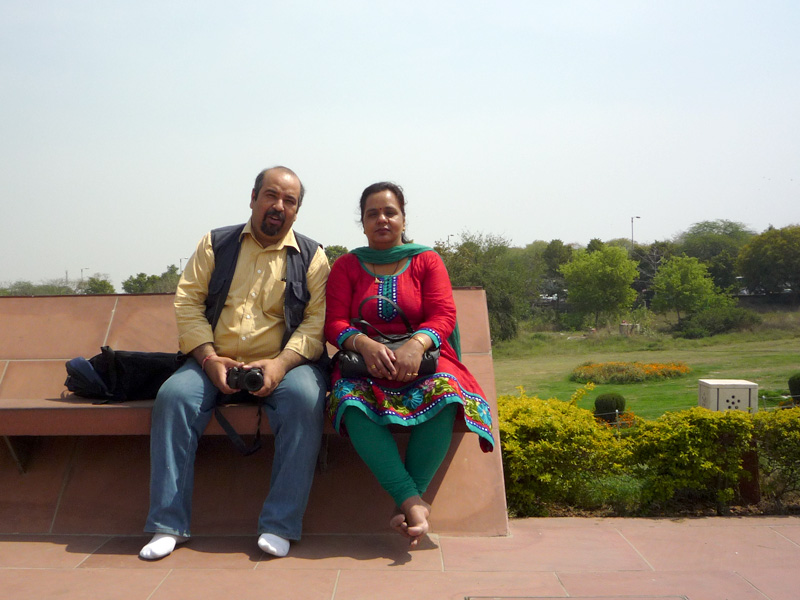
[398,496,431,548]
[390,509,409,535]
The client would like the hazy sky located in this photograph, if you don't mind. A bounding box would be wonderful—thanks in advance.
[2,1,798,290]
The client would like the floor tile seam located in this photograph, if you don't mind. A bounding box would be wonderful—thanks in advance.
[145,568,173,600]
[330,570,341,600]
[257,566,440,572]
[74,535,115,568]
[0,566,159,572]
[614,528,655,572]
[769,526,800,548]
[732,569,778,600]
[438,567,655,574]
[552,570,569,597]
[559,567,779,577]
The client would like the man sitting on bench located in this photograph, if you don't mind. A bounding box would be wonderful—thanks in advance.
[140,166,330,560]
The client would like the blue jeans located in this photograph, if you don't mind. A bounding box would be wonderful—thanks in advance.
[144,359,326,540]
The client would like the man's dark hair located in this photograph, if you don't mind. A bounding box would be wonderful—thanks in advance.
[253,166,305,207]
[359,181,410,243]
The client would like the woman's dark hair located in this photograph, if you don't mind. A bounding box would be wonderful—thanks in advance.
[359,181,410,243]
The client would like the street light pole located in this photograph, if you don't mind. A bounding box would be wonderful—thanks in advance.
[630,216,640,252]
[81,267,90,281]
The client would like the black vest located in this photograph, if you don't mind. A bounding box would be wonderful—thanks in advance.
[204,224,322,349]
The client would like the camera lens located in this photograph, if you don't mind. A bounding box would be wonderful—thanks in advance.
[242,369,264,392]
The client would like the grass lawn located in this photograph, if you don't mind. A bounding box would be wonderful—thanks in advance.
[492,313,800,420]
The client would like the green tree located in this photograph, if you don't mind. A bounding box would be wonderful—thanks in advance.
[675,220,755,290]
[560,246,638,328]
[651,256,717,323]
[122,273,159,294]
[122,265,180,294]
[631,240,678,303]
[540,239,573,304]
[83,276,115,294]
[586,238,605,253]
[324,244,349,264]
[0,279,75,296]
[504,242,547,314]
[441,232,524,341]
[737,225,800,296]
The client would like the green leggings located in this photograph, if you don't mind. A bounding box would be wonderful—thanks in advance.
[342,403,458,507]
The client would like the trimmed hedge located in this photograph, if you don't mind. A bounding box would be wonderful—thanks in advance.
[498,389,628,516]
[498,391,800,516]
[753,407,800,503]
[629,407,753,511]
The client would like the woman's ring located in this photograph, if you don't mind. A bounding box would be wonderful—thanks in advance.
[371,364,377,370]
[411,372,418,376]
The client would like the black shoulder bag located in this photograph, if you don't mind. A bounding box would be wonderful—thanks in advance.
[336,295,440,378]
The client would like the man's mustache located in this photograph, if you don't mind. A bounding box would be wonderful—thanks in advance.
[265,209,285,223]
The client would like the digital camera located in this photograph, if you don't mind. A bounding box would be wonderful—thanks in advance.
[226,366,264,392]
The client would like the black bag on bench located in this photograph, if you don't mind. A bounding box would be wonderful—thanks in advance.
[65,346,186,403]
[65,347,261,456]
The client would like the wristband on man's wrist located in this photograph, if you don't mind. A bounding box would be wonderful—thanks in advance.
[201,354,217,371]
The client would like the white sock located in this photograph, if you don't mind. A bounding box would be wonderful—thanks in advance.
[258,533,290,557]
[139,533,188,560]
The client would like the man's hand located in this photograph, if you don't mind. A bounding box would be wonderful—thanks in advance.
[192,343,242,394]
[244,349,307,397]
[203,355,243,394]
[242,359,286,397]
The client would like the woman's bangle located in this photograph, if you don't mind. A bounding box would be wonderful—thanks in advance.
[412,335,427,350]
[201,354,217,372]
[352,333,365,353]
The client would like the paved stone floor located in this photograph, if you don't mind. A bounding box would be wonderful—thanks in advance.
[2,516,799,600]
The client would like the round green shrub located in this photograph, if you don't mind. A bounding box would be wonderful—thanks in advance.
[594,393,626,422]
[788,373,800,403]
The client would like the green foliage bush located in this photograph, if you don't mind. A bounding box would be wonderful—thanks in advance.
[594,393,626,422]
[497,388,800,515]
[628,407,753,512]
[557,310,589,331]
[753,408,800,503]
[498,389,628,516]
[676,305,762,339]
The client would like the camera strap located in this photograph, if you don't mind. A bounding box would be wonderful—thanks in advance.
[214,398,262,456]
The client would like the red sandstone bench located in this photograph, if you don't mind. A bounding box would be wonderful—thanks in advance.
[0,291,507,536]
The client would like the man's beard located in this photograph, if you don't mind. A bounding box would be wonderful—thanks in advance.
[260,209,285,237]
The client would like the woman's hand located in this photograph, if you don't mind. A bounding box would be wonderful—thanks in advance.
[355,335,398,380]
[392,339,424,382]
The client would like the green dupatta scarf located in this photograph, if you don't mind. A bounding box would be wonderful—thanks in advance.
[349,244,462,359]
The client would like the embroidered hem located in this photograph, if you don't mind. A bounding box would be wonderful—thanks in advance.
[328,372,494,451]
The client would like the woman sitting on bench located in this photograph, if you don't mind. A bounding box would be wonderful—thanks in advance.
[324,182,494,548]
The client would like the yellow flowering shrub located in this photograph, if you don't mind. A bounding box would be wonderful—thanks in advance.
[498,387,629,516]
[629,407,753,511]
